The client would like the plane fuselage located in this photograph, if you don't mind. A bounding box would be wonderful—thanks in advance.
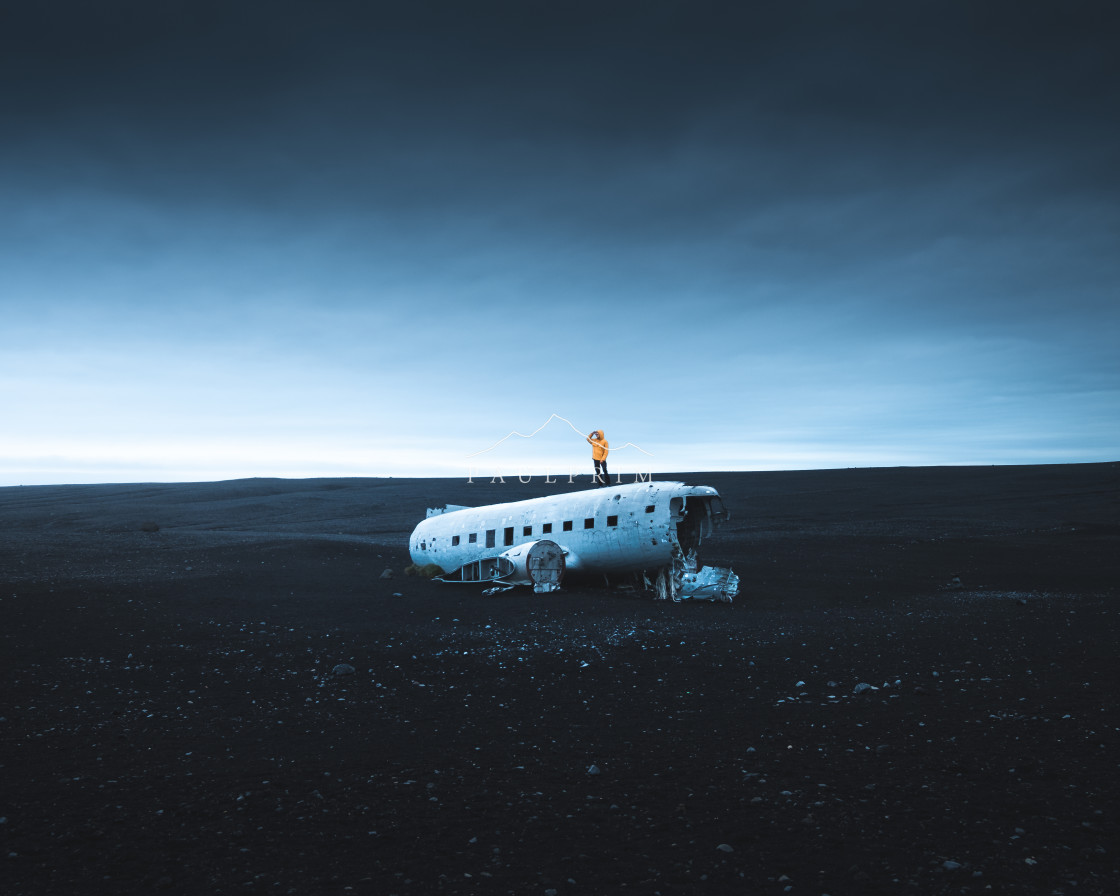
[409,480,726,576]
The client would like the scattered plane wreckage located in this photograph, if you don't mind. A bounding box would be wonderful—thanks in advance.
[408,481,738,601]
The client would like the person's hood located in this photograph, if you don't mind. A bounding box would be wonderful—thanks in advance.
[595,430,606,439]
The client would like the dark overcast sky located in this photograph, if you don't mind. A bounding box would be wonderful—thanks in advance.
[2,1,1117,482]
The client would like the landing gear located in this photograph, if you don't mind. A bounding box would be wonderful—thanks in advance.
[653,567,679,602]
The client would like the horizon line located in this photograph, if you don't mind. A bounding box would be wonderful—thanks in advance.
[2,459,1116,489]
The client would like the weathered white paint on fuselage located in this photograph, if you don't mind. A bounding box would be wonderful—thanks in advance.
[409,481,719,575]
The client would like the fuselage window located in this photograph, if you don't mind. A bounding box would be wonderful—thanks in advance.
[420,541,426,550]
[543,522,553,534]
[523,525,532,537]
[584,517,594,529]
[607,515,618,527]
[468,533,477,543]
[562,520,573,532]
[503,526,514,546]
[452,535,460,546]
[645,504,655,513]
[486,529,496,548]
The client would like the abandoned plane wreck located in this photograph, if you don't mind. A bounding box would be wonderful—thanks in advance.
[407,480,739,600]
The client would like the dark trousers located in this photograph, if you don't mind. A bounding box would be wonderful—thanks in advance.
[594,458,609,484]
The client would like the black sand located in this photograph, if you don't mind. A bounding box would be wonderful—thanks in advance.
[2,464,1118,895]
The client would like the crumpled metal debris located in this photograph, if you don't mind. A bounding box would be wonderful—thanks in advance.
[678,564,739,602]
[657,548,738,602]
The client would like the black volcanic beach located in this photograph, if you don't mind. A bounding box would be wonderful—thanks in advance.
[2,464,1118,895]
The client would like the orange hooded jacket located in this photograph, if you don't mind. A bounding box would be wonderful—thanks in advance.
[588,430,609,461]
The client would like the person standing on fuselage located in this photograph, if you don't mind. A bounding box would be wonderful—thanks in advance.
[587,430,609,486]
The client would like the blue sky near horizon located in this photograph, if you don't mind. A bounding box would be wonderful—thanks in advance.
[1,1,1117,485]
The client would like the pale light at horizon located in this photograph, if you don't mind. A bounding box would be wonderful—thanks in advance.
[2,2,1117,486]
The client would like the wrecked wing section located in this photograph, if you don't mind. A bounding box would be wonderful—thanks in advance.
[678,565,739,602]
[436,539,565,595]
[500,539,565,593]
[652,548,737,603]
[435,556,510,584]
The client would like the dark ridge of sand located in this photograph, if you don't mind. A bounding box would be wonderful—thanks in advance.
[2,463,1118,895]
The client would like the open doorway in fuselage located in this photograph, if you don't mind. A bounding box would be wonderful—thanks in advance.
[669,495,724,555]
